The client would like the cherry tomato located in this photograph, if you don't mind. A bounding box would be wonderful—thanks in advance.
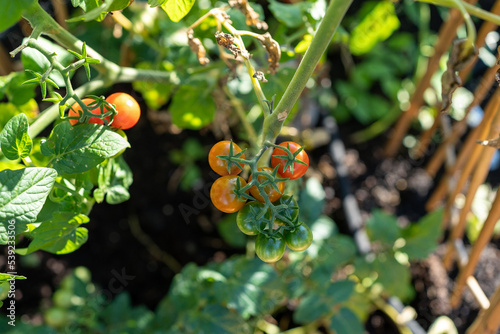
[284,223,313,251]
[271,141,309,180]
[68,98,104,125]
[105,93,141,130]
[236,201,270,235]
[210,175,248,213]
[248,167,285,203]
[209,141,245,176]
[274,195,299,225]
[255,232,286,263]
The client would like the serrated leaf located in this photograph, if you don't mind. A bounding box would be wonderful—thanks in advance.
[268,0,304,28]
[400,209,443,260]
[0,0,35,32]
[67,0,111,22]
[365,210,401,248]
[41,122,129,175]
[330,307,365,334]
[26,213,89,254]
[294,280,355,323]
[169,83,215,129]
[0,114,32,160]
[96,156,133,204]
[161,0,196,22]
[0,167,57,241]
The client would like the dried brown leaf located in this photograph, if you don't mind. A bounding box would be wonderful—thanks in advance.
[187,29,209,65]
[253,71,267,82]
[215,31,250,59]
[477,136,500,148]
[258,32,280,74]
[228,0,268,30]
[441,39,477,112]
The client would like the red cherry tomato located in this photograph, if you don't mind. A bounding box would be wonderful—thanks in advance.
[208,141,245,176]
[210,175,248,213]
[68,98,104,125]
[248,167,284,203]
[105,93,141,130]
[271,142,309,180]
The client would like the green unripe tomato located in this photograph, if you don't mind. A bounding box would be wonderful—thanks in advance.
[284,223,313,251]
[255,233,286,263]
[236,202,270,235]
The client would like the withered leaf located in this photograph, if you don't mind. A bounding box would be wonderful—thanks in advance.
[441,39,477,112]
[253,71,267,82]
[477,137,500,148]
[215,31,250,59]
[187,29,209,65]
[228,0,268,30]
[258,32,280,74]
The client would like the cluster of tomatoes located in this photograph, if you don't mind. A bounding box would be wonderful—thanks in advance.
[209,140,313,263]
[68,92,141,130]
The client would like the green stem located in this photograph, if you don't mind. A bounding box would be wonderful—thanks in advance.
[416,0,500,24]
[261,0,353,145]
[451,0,476,47]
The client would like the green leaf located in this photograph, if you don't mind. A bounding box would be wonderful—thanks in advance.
[298,177,325,223]
[365,210,401,248]
[95,156,133,205]
[132,62,174,110]
[161,0,196,22]
[40,122,129,175]
[181,304,251,334]
[0,73,37,106]
[268,0,304,28]
[0,167,57,240]
[149,0,168,6]
[294,280,355,323]
[0,0,35,32]
[25,213,89,254]
[217,213,246,248]
[400,209,443,260]
[0,114,32,160]
[67,0,120,22]
[0,273,27,285]
[108,0,132,11]
[330,307,365,334]
[349,1,400,56]
[169,83,215,129]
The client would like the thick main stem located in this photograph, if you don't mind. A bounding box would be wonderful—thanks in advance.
[261,0,353,145]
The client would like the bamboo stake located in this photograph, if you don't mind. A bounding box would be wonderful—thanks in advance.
[0,43,14,75]
[443,93,500,269]
[467,284,500,334]
[451,186,500,308]
[425,62,499,179]
[384,0,478,157]
[413,0,500,160]
[426,88,500,212]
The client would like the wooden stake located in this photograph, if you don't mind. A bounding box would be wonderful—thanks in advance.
[384,0,478,157]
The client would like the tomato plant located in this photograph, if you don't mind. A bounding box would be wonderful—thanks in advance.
[210,175,248,213]
[208,141,245,176]
[271,142,309,180]
[105,93,141,130]
[255,233,286,263]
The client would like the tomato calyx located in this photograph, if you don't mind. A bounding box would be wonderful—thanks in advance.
[274,195,299,226]
[215,140,248,175]
[268,142,307,176]
[232,175,255,202]
[67,95,117,126]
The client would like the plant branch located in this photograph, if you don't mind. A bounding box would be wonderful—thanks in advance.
[261,0,353,145]
[417,0,500,24]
